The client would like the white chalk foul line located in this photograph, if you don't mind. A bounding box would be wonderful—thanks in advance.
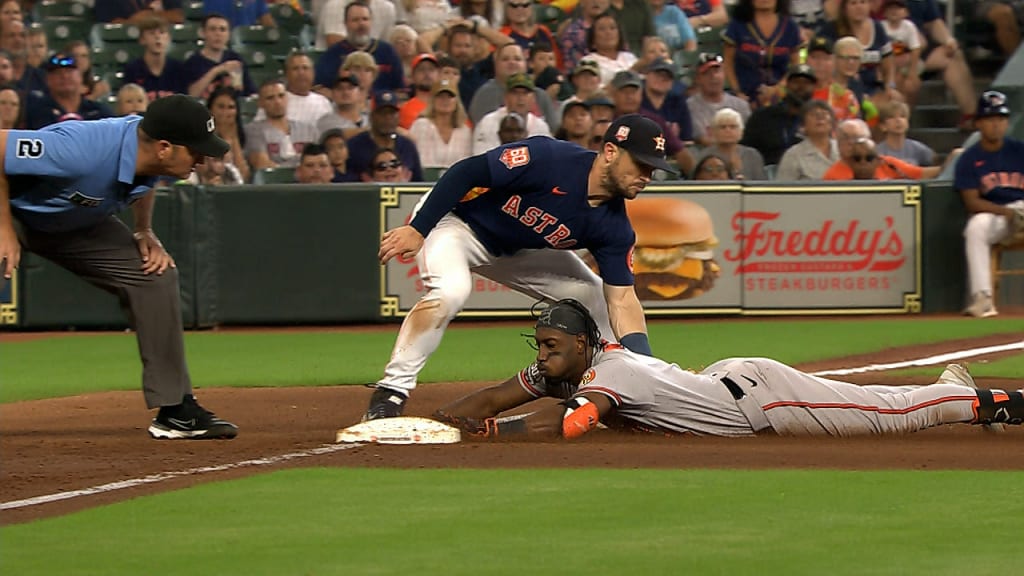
[5,339,1023,512]
[811,340,1024,377]
[0,443,359,511]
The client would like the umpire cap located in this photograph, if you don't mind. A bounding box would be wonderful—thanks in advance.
[142,94,230,157]
[977,90,1011,118]
[603,114,677,175]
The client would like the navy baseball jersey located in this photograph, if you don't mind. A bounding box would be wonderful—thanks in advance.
[5,117,157,233]
[954,137,1024,205]
[415,137,636,286]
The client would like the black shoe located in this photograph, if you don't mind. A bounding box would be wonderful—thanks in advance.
[363,387,408,421]
[148,395,239,439]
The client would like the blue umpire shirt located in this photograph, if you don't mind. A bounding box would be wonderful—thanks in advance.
[5,117,157,233]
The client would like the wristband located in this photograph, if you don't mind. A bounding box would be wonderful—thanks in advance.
[620,332,652,356]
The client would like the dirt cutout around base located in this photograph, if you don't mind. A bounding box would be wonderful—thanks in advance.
[2,332,1022,525]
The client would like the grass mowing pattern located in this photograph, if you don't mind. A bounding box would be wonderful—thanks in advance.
[3,318,1022,402]
[2,468,1022,575]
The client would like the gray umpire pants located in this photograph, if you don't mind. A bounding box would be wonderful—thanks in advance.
[14,215,192,408]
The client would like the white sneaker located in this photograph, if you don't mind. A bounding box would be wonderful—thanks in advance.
[933,363,1005,432]
[963,292,998,318]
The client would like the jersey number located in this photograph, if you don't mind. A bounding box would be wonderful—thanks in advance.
[15,138,44,159]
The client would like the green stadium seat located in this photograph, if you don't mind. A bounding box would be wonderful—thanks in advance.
[422,167,447,182]
[240,95,260,123]
[91,45,143,70]
[232,25,298,61]
[35,0,92,21]
[533,4,564,31]
[696,26,724,53]
[38,19,93,48]
[170,22,201,44]
[184,1,206,22]
[253,167,296,184]
[102,70,125,92]
[168,42,199,62]
[91,23,141,46]
[235,45,272,68]
[249,67,284,89]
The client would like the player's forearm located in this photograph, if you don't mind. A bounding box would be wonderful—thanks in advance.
[408,153,491,236]
[131,190,156,232]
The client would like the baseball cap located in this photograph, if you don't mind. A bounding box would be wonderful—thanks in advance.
[882,0,906,8]
[787,63,817,82]
[611,70,642,90]
[646,58,678,78]
[45,53,77,71]
[562,99,589,118]
[506,72,535,91]
[976,90,1011,118]
[603,114,676,174]
[433,78,458,97]
[534,66,564,90]
[411,53,439,70]
[583,92,614,109]
[697,53,723,74]
[333,71,359,88]
[372,90,400,110]
[807,36,832,55]
[571,59,600,79]
[319,127,346,146]
[141,94,230,157]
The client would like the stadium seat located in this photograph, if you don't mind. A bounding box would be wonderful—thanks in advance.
[170,22,201,44]
[91,45,142,70]
[696,26,724,53]
[183,1,206,22]
[249,67,284,89]
[674,50,700,85]
[422,167,447,182]
[167,42,199,62]
[534,4,563,31]
[232,25,299,60]
[35,0,92,21]
[101,70,125,93]
[240,95,261,123]
[235,45,272,68]
[991,239,1024,303]
[37,19,93,48]
[253,167,297,184]
[91,23,141,47]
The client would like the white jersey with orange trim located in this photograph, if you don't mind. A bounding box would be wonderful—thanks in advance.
[517,347,988,437]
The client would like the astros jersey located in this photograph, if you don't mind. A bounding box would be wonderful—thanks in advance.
[5,117,157,233]
[517,344,753,437]
[453,137,637,286]
[954,137,1024,205]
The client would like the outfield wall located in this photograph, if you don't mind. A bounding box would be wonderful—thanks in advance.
[1,180,1020,329]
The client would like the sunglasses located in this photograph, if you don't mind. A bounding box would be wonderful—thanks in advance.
[508,1,532,7]
[374,159,402,170]
[48,55,75,68]
[851,153,878,163]
[698,53,723,66]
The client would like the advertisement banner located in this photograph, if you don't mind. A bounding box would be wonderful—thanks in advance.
[379,183,921,317]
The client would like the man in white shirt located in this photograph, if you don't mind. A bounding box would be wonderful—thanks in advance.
[254,52,333,128]
[315,0,397,50]
[686,53,751,147]
[245,79,320,170]
[472,73,551,154]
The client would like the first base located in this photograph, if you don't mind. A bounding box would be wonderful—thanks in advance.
[335,417,462,445]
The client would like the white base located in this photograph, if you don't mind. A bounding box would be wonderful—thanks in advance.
[335,416,462,445]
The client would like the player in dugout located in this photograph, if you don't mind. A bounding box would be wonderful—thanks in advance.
[432,299,1023,439]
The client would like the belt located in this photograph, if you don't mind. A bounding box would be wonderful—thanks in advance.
[721,376,745,400]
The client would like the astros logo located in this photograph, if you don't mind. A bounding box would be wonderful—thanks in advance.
[653,135,665,152]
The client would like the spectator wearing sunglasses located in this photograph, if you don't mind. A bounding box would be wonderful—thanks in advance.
[823,119,940,181]
[691,152,735,181]
[687,53,751,148]
[25,54,113,129]
[366,148,409,182]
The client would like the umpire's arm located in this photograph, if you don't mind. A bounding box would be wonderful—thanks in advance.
[604,284,650,353]
[0,130,17,279]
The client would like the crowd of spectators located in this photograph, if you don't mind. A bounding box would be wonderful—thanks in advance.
[0,0,1014,185]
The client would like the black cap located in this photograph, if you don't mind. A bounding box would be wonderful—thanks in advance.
[45,53,77,71]
[787,63,817,82]
[977,90,1011,118]
[807,36,832,55]
[603,114,676,174]
[534,66,564,90]
[562,99,589,118]
[646,58,677,77]
[583,93,614,108]
[611,70,643,90]
[141,94,230,157]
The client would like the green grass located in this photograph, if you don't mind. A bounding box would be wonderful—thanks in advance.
[2,318,1022,402]
[3,468,1022,575]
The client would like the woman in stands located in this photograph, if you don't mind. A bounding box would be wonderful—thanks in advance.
[0,84,22,129]
[581,12,637,88]
[698,107,767,180]
[206,86,252,183]
[409,79,472,169]
[722,0,803,108]
[365,148,411,182]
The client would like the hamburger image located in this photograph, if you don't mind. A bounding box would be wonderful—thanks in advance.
[625,197,720,300]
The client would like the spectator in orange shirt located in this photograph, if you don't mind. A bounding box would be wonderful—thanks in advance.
[823,119,940,180]
[399,53,440,129]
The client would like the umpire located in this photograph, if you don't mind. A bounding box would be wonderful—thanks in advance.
[0,94,238,440]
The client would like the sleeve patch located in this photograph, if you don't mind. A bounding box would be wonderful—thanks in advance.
[15,138,44,158]
[499,146,530,169]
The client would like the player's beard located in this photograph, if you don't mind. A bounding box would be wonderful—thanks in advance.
[601,156,633,199]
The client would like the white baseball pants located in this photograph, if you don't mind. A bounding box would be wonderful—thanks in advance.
[964,199,1024,295]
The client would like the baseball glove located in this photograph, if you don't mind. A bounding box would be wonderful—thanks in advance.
[1004,206,1024,246]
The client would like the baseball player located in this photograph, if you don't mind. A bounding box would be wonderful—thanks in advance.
[434,299,1023,438]
[369,114,676,420]
[0,94,238,440]
[954,90,1024,318]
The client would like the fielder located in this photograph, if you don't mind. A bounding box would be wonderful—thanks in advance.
[0,95,238,440]
[433,299,1023,438]
[369,114,676,420]
[954,90,1024,318]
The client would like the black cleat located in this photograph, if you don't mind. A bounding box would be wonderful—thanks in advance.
[148,395,238,439]
[363,387,408,421]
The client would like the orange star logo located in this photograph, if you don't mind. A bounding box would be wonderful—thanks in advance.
[653,135,666,152]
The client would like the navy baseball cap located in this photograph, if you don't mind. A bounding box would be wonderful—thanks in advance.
[45,53,77,71]
[977,90,1010,118]
[141,94,230,157]
[372,90,400,110]
[603,114,676,174]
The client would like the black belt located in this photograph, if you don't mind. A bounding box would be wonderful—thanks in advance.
[721,376,745,400]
